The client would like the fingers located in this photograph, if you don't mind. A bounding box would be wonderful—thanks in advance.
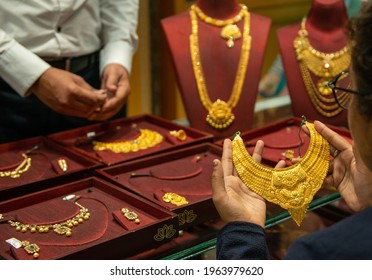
[275,160,286,169]
[252,140,264,163]
[211,159,227,198]
[221,138,234,177]
[314,120,350,152]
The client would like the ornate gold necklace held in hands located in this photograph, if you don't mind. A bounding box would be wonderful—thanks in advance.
[232,121,330,226]
[92,129,163,154]
[293,17,351,117]
[189,4,251,130]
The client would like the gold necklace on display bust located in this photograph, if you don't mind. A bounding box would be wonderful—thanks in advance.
[189,4,251,130]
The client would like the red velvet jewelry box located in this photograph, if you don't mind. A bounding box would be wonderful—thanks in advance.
[47,114,214,166]
[0,136,101,202]
[214,116,352,167]
[96,143,222,230]
[0,177,178,260]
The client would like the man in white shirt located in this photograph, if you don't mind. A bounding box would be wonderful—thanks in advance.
[0,0,139,143]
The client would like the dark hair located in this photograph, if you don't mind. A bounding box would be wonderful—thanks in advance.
[349,1,372,118]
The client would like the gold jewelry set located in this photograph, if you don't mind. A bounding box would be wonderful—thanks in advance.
[232,121,329,226]
[0,153,31,179]
[121,208,140,224]
[294,17,351,117]
[92,128,163,154]
[8,201,90,237]
[190,4,251,130]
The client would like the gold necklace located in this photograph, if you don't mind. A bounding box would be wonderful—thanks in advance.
[0,153,31,179]
[8,201,90,237]
[92,129,163,153]
[232,121,330,226]
[190,4,251,130]
[193,4,247,48]
[294,17,351,117]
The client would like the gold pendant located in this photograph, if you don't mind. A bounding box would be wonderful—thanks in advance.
[220,24,241,48]
[317,78,333,95]
[206,99,235,130]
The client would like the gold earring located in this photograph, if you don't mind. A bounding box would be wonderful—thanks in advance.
[121,208,140,224]
[169,130,187,141]
[21,241,40,259]
[58,158,68,172]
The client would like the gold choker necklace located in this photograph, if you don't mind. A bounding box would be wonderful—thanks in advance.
[190,4,251,130]
[193,4,247,48]
[232,120,330,226]
[92,129,163,154]
[294,18,351,117]
[8,200,90,237]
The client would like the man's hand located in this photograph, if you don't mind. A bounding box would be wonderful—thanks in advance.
[31,67,106,118]
[89,64,131,120]
[315,121,372,211]
[212,139,286,228]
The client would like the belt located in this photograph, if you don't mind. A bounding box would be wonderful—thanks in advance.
[41,51,99,73]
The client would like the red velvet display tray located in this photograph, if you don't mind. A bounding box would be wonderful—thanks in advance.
[214,116,352,167]
[96,143,222,230]
[0,177,178,260]
[47,114,214,166]
[0,137,101,202]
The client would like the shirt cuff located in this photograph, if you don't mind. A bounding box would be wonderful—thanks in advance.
[99,40,134,75]
[0,40,50,97]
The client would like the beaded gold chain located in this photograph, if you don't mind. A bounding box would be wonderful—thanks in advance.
[232,120,330,226]
[8,201,90,237]
[190,4,251,130]
[294,17,351,117]
[193,4,247,48]
[0,153,32,179]
[92,128,163,154]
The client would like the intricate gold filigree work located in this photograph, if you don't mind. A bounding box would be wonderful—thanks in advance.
[190,4,251,130]
[232,121,330,225]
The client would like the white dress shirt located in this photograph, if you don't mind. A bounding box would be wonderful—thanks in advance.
[0,0,139,96]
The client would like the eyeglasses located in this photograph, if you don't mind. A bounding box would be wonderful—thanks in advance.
[326,70,359,110]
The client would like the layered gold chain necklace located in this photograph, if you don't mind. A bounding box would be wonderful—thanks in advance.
[232,120,330,226]
[190,4,251,130]
[294,17,351,117]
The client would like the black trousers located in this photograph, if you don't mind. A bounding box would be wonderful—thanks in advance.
[0,58,125,144]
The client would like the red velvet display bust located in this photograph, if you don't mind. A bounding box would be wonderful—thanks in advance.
[277,0,349,127]
[161,0,271,139]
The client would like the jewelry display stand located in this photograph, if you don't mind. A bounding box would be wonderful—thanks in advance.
[97,143,223,230]
[0,137,101,202]
[47,114,213,166]
[161,0,271,139]
[277,0,349,127]
[0,177,178,260]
